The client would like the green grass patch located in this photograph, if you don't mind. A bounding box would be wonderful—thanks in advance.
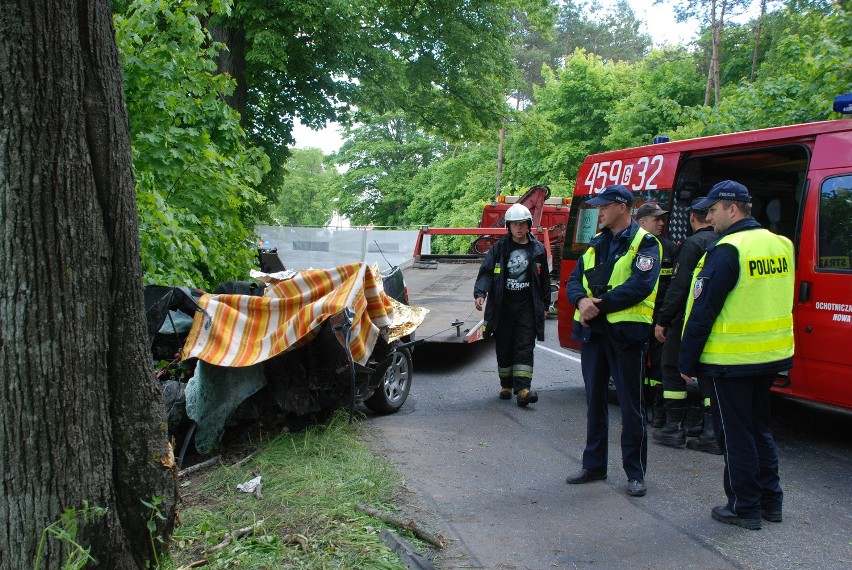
[162,410,421,569]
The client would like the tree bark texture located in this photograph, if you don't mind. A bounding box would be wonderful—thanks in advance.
[208,22,248,121]
[1,2,177,568]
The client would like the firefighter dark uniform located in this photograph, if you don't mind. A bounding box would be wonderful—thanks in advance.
[654,225,718,448]
[566,220,661,490]
[645,234,677,426]
[474,230,550,403]
[680,213,794,528]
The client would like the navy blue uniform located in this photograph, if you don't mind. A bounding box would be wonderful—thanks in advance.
[566,220,661,481]
[679,218,791,521]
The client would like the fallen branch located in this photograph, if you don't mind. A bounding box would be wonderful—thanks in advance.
[175,560,208,570]
[356,504,444,549]
[202,519,265,554]
[178,455,221,478]
[231,449,260,468]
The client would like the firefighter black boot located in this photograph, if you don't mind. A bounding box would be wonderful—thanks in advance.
[687,409,723,455]
[652,401,686,447]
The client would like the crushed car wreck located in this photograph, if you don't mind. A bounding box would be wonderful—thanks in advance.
[145,262,426,464]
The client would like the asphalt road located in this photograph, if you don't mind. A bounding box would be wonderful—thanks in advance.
[363,318,852,570]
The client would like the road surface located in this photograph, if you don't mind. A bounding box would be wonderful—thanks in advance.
[364,318,852,569]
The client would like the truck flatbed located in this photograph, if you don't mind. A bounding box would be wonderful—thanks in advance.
[401,255,485,343]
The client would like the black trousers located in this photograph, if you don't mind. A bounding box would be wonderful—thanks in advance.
[494,306,536,391]
[580,329,648,481]
[710,374,783,518]
[661,319,712,406]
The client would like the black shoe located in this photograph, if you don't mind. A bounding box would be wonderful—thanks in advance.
[516,388,538,407]
[711,505,761,530]
[499,388,512,400]
[652,425,686,447]
[761,509,783,523]
[627,479,647,497]
[565,468,607,484]
[686,436,723,455]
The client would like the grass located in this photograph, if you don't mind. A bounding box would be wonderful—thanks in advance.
[162,410,427,569]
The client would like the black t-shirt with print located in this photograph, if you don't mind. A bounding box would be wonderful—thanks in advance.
[503,238,533,313]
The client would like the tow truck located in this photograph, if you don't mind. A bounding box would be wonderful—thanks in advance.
[402,185,570,343]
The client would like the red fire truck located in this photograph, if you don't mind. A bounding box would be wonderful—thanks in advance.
[557,119,852,411]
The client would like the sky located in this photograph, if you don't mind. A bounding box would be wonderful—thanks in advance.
[291,0,753,153]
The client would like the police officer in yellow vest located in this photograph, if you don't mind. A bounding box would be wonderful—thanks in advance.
[679,180,794,530]
[565,185,662,497]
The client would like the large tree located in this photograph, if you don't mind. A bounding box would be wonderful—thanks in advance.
[1,2,177,568]
[205,0,553,192]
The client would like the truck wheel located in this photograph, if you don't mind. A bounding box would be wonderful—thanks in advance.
[365,346,412,414]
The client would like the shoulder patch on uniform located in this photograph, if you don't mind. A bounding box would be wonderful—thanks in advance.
[636,255,654,272]
[692,278,704,299]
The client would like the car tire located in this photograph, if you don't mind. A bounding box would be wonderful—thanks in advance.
[365,346,412,414]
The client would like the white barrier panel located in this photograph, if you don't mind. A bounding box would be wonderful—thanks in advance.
[255,226,429,270]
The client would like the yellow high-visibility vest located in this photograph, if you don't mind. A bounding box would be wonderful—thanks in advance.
[684,229,794,365]
[574,228,661,325]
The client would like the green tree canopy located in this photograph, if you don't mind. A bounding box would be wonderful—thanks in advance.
[555,0,652,63]
[270,148,342,226]
[207,0,555,193]
[334,115,448,226]
[116,0,269,289]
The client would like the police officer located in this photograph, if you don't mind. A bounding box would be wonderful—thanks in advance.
[679,180,794,530]
[474,203,551,407]
[653,200,721,453]
[565,185,662,497]
[634,202,678,428]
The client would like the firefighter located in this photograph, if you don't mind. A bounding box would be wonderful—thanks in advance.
[680,180,794,530]
[653,200,721,454]
[474,203,551,407]
[634,202,678,428]
[564,185,661,497]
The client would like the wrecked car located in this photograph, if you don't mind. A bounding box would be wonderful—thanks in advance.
[145,262,426,464]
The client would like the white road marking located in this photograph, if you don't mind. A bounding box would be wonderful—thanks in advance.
[535,343,581,363]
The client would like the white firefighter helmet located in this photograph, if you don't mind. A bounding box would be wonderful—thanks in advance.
[505,203,533,227]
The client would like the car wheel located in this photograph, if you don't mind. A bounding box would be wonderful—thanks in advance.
[365,346,412,414]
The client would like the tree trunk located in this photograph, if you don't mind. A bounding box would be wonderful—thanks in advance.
[704,0,717,106]
[208,22,248,119]
[714,0,727,105]
[751,0,767,82]
[0,2,177,569]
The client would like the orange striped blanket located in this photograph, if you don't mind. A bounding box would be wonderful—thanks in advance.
[182,263,394,366]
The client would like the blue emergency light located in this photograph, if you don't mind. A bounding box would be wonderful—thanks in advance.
[834,93,852,115]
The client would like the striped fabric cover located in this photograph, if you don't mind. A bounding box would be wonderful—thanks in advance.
[182,262,395,366]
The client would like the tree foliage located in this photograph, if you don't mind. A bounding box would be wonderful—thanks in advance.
[334,115,448,226]
[555,0,653,63]
[673,1,849,137]
[115,0,269,289]
[270,148,342,226]
[208,0,555,193]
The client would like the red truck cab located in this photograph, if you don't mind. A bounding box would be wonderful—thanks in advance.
[557,119,852,411]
